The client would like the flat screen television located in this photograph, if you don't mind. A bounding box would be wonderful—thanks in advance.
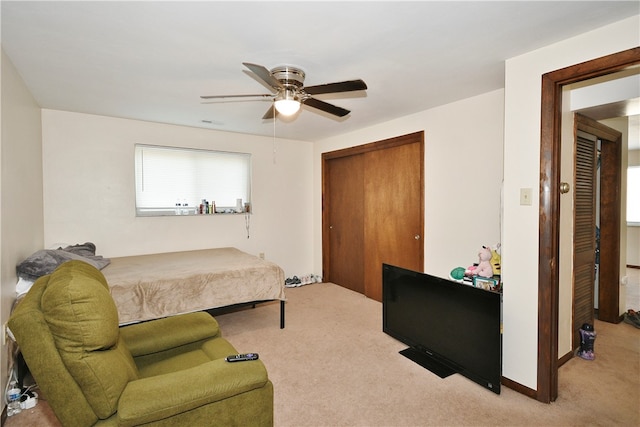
[382,263,502,394]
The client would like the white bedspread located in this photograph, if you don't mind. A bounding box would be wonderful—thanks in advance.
[102,247,285,325]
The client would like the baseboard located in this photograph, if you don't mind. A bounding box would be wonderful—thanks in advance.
[558,350,574,367]
[501,376,537,400]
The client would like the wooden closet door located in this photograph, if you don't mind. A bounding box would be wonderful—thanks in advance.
[326,154,365,294]
[364,141,423,301]
[322,132,424,302]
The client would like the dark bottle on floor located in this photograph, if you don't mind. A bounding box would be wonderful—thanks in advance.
[577,323,596,360]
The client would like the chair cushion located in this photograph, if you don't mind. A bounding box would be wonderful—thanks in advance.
[41,260,138,419]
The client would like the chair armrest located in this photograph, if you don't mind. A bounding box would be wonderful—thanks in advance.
[117,358,269,426]
[120,312,220,357]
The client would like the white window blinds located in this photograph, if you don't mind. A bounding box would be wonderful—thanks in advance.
[135,144,251,216]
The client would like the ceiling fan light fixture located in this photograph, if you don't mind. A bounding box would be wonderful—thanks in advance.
[274,90,301,116]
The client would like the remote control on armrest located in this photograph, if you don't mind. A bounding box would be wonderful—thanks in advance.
[225,353,259,362]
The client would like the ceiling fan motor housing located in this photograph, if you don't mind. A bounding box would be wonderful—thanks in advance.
[270,66,306,89]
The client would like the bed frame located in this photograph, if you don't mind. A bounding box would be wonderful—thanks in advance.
[102,247,286,328]
[207,299,286,329]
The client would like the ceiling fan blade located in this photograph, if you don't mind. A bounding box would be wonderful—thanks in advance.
[262,104,278,120]
[304,79,367,95]
[243,62,283,91]
[200,94,273,100]
[303,97,350,117]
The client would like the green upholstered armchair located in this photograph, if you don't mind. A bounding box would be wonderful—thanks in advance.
[7,260,273,427]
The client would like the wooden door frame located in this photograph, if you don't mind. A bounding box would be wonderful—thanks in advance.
[322,131,425,282]
[538,47,639,403]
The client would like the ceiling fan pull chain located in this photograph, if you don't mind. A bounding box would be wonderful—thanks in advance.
[273,111,277,165]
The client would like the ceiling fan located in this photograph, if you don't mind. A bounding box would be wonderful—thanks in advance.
[200,62,367,119]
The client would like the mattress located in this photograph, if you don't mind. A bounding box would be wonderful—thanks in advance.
[102,247,285,325]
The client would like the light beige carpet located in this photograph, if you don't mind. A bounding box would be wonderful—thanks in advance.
[6,281,640,426]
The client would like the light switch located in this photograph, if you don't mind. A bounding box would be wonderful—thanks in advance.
[520,188,532,206]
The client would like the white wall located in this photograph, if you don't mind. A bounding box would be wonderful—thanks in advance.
[0,50,44,403]
[314,89,505,281]
[41,110,314,278]
[502,15,640,389]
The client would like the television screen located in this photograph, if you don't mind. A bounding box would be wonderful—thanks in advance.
[383,264,501,394]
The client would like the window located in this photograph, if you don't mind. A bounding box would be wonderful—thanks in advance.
[628,165,640,226]
[135,144,251,216]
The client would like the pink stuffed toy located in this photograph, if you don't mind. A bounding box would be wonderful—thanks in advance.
[466,246,494,278]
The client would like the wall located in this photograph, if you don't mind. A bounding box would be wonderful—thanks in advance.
[41,110,314,278]
[502,15,639,390]
[0,50,44,404]
[314,88,505,283]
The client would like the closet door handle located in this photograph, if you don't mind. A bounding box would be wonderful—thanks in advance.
[414,234,421,240]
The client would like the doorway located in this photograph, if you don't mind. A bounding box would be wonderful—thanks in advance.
[322,132,424,301]
[538,47,640,403]
[570,114,622,351]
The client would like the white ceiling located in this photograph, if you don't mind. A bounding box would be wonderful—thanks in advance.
[2,1,638,142]
[570,68,640,149]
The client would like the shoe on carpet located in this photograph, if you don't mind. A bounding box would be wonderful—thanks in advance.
[623,310,640,328]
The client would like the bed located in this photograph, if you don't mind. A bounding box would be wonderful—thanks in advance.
[101,247,286,327]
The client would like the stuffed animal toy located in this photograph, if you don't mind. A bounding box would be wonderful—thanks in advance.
[449,267,466,282]
[490,244,501,276]
[466,246,494,278]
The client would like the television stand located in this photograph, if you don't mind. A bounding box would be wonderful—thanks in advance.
[400,347,456,378]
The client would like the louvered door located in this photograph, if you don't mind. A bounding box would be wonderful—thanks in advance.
[572,130,597,349]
